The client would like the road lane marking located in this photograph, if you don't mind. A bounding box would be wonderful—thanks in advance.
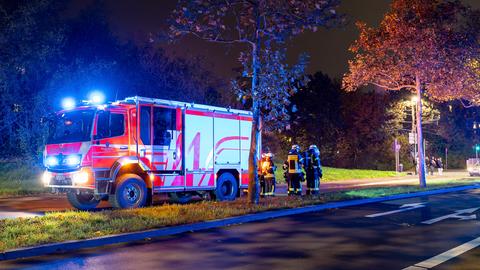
[402,236,480,269]
[366,203,426,218]
[421,207,479,225]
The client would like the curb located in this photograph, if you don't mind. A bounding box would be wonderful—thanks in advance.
[1,184,479,261]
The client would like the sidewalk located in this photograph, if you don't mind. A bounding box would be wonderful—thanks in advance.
[276,170,472,193]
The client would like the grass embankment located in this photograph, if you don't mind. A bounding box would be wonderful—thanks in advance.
[1,178,479,252]
[274,164,402,183]
[0,163,45,197]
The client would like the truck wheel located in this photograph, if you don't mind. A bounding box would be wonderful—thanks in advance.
[67,191,100,211]
[214,172,238,201]
[168,192,193,204]
[109,174,147,209]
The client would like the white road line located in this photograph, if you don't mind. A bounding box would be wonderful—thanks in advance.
[366,203,426,218]
[402,236,480,269]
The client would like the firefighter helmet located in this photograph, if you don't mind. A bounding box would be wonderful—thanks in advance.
[291,145,301,151]
[309,145,320,155]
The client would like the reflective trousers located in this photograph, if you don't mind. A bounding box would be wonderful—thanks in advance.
[306,174,320,195]
[262,177,276,196]
[288,173,303,196]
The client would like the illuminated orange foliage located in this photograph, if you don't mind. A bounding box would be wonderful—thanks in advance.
[343,0,480,103]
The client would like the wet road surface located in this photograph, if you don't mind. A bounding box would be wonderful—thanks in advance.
[2,189,480,269]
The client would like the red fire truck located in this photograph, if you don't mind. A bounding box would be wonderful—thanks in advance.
[42,96,259,210]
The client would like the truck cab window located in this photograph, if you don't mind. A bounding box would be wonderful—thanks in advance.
[140,106,151,145]
[96,112,125,139]
[153,107,176,146]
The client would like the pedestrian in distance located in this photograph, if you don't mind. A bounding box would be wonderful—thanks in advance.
[285,145,304,196]
[260,152,276,196]
[425,156,430,175]
[429,156,436,176]
[436,157,443,175]
[304,145,322,195]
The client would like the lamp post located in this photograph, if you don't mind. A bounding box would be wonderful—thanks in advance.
[411,96,418,174]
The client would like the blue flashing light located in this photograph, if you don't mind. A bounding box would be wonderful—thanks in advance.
[61,97,76,110]
[45,156,59,167]
[89,91,105,104]
[65,155,81,167]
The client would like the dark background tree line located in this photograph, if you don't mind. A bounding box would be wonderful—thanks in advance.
[0,0,477,170]
[0,0,228,160]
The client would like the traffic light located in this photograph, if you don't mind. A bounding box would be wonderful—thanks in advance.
[476,145,480,151]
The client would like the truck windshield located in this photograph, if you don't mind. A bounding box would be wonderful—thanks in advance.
[47,110,95,144]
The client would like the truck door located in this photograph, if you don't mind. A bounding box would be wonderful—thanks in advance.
[138,105,153,169]
[92,110,129,171]
[151,106,183,189]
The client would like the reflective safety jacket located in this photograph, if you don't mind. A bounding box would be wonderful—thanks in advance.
[305,150,322,177]
[287,151,303,174]
[261,159,276,178]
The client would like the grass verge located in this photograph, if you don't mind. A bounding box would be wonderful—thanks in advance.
[274,164,403,183]
[1,179,479,252]
[0,163,45,197]
[0,162,400,197]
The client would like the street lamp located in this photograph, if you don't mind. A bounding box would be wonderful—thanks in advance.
[411,96,417,174]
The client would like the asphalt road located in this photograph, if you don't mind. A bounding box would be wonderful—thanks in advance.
[2,189,480,270]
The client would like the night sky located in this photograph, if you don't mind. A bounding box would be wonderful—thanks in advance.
[69,0,480,80]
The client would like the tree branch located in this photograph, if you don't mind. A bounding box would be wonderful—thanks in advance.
[460,99,477,108]
[370,81,416,91]
[177,30,255,47]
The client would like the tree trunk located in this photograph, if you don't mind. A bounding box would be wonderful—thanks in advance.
[248,103,260,204]
[415,76,427,187]
[248,40,261,204]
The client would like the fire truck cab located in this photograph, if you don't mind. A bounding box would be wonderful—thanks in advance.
[42,96,258,210]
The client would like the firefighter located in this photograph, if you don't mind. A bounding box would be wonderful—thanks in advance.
[285,145,304,196]
[261,152,276,196]
[259,154,267,196]
[305,145,322,195]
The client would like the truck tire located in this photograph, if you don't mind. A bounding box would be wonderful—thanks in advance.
[109,174,147,209]
[67,191,100,211]
[214,172,238,201]
[168,192,193,204]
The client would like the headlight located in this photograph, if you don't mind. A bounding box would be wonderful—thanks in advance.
[65,155,81,166]
[42,171,52,185]
[45,156,59,167]
[72,171,89,184]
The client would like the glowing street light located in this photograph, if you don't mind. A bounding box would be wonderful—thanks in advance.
[61,97,76,110]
